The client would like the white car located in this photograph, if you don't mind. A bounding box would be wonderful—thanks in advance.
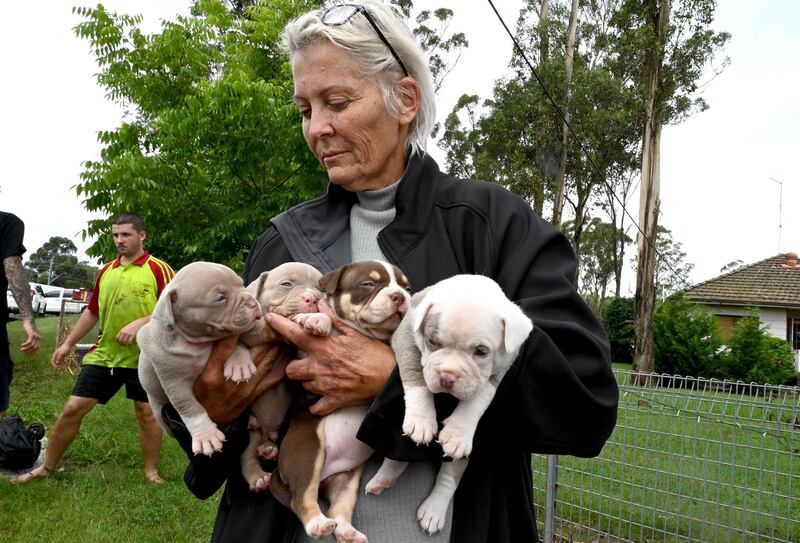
[6,284,46,317]
[41,288,89,315]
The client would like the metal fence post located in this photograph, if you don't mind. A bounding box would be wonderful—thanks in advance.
[544,454,558,543]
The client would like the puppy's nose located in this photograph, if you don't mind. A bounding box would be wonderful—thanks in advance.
[302,293,319,310]
[390,291,405,306]
[439,372,456,390]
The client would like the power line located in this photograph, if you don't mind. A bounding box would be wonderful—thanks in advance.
[485,0,693,292]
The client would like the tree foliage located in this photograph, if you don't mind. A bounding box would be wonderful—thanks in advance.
[602,296,635,364]
[73,0,325,271]
[653,294,723,377]
[722,315,797,385]
[25,236,99,288]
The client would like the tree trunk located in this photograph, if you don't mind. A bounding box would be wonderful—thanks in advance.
[633,0,671,376]
[552,0,578,227]
[533,0,549,219]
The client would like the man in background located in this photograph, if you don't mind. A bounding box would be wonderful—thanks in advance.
[1,211,42,419]
[11,213,173,484]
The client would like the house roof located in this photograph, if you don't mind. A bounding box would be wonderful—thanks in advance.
[685,253,800,308]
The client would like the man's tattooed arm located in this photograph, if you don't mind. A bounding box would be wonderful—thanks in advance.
[4,255,37,323]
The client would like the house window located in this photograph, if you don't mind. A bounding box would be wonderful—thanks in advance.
[791,319,800,351]
[717,315,743,341]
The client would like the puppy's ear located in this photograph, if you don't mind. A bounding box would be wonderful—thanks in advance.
[319,265,347,295]
[412,294,434,338]
[501,303,533,355]
[246,271,269,300]
[152,286,177,326]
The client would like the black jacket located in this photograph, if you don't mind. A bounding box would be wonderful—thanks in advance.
[167,153,618,542]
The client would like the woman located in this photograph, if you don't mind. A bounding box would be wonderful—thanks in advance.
[166,2,618,542]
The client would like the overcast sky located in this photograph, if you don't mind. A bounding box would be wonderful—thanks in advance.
[1,0,798,295]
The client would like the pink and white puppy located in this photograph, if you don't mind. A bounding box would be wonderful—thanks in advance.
[366,274,533,534]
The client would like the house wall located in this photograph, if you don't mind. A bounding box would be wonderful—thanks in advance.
[703,304,787,339]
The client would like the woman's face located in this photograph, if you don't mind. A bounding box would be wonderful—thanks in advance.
[292,41,416,192]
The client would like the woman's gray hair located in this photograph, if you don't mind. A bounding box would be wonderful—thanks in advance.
[282,0,436,156]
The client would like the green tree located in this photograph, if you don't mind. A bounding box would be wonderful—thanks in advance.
[74,0,324,271]
[653,294,723,377]
[602,297,635,365]
[652,226,693,300]
[576,218,632,311]
[723,315,797,385]
[25,236,99,288]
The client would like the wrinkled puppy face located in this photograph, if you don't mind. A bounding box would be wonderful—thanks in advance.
[247,262,324,318]
[320,261,411,340]
[413,275,534,400]
[162,262,261,342]
[419,303,506,399]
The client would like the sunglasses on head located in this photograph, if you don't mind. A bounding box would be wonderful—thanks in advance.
[320,4,410,77]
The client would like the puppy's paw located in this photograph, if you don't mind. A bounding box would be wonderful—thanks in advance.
[191,426,226,456]
[293,313,332,336]
[223,356,257,383]
[364,475,395,495]
[402,412,438,445]
[437,419,473,459]
[248,472,271,493]
[333,521,368,543]
[256,441,279,460]
[247,415,261,431]
[306,514,337,539]
[417,494,449,534]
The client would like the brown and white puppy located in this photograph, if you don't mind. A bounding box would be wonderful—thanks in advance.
[137,262,263,456]
[237,262,329,492]
[269,260,411,543]
[365,274,533,534]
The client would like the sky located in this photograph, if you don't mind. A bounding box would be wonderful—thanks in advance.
[1,0,798,296]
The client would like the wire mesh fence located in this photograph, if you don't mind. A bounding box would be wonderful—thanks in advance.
[532,369,800,543]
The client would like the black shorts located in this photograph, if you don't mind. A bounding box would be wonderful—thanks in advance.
[71,364,148,404]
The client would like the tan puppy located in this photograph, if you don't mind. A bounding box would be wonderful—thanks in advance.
[269,260,411,543]
[365,274,533,534]
[137,262,263,455]
[237,262,329,491]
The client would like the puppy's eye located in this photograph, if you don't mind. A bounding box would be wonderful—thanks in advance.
[426,336,439,348]
[474,345,490,357]
[360,281,376,288]
[280,281,293,288]
[215,294,227,303]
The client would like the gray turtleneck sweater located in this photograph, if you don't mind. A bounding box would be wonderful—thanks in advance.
[293,180,453,542]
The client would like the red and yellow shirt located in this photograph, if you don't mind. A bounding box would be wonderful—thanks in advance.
[83,251,174,369]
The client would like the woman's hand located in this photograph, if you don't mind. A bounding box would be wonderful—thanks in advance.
[266,301,396,416]
[193,335,292,426]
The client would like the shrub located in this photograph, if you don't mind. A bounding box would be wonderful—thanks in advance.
[724,315,797,385]
[653,295,724,377]
[603,297,635,365]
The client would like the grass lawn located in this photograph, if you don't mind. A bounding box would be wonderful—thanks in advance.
[1,316,218,543]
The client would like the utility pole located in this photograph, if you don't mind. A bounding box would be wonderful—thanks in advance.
[769,177,783,254]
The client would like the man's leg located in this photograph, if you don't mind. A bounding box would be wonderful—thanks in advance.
[11,395,98,483]
[134,400,164,483]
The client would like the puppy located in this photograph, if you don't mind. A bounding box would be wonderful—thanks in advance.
[238,262,329,491]
[365,274,533,534]
[137,262,263,455]
[268,260,411,543]
[137,261,326,457]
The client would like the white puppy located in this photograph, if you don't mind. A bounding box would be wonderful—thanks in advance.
[366,274,533,534]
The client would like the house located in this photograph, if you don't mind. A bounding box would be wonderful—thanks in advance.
[685,252,800,371]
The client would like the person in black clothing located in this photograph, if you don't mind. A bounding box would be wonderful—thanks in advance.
[1,211,42,419]
[165,2,619,541]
